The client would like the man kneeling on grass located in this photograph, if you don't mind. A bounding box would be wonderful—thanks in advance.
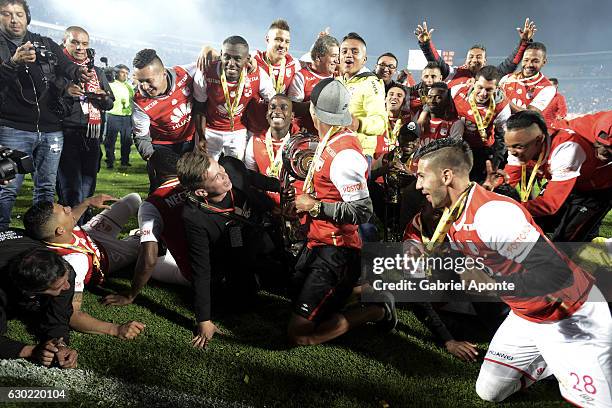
[0,236,77,369]
[23,194,145,340]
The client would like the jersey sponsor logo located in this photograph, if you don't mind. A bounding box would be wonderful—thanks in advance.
[487,350,514,361]
[170,103,192,127]
[144,100,159,111]
[342,182,366,193]
[163,191,187,208]
[512,98,528,109]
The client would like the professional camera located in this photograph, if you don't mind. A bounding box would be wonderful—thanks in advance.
[0,145,34,183]
[31,41,58,65]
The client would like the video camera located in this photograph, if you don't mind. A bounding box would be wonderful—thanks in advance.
[31,41,58,65]
[0,145,34,183]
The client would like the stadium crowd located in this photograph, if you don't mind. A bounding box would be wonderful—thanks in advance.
[0,0,610,406]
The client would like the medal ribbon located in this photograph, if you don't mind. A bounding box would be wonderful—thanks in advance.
[468,90,496,143]
[520,148,545,202]
[267,56,286,93]
[303,126,341,194]
[265,130,289,178]
[220,67,246,131]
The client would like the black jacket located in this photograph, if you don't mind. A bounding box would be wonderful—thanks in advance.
[62,65,115,129]
[0,31,81,132]
[182,157,279,323]
[0,229,74,359]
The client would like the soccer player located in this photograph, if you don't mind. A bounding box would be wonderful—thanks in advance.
[102,150,191,307]
[451,65,511,182]
[193,36,275,160]
[132,49,199,191]
[288,78,396,345]
[503,110,612,242]
[414,18,536,87]
[288,34,339,135]
[245,19,301,136]
[499,42,556,120]
[414,138,611,407]
[417,82,464,148]
[545,77,568,123]
[23,194,145,340]
[406,61,443,118]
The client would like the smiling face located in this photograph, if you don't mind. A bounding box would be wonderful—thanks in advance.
[266,95,293,132]
[0,2,27,38]
[134,62,167,97]
[266,28,290,62]
[375,55,397,83]
[421,67,442,87]
[201,160,232,198]
[314,45,339,76]
[221,42,249,82]
[473,76,498,104]
[465,47,486,73]
[504,123,545,164]
[340,39,367,77]
[63,30,89,62]
[386,86,406,114]
[521,49,546,77]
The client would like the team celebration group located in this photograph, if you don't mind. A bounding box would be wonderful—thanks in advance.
[0,0,610,405]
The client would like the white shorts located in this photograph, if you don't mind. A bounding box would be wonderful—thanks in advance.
[477,286,612,407]
[205,128,248,161]
[84,193,142,274]
[151,251,190,286]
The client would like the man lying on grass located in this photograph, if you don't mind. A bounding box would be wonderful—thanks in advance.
[23,194,145,340]
[0,236,77,369]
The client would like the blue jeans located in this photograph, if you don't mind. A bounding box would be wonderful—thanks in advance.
[56,128,101,223]
[104,114,132,166]
[0,126,63,230]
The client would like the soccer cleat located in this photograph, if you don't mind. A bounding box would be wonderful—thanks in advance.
[376,291,398,333]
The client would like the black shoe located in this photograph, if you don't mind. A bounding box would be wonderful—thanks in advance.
[106,164,113,169]
[376,291,398,333]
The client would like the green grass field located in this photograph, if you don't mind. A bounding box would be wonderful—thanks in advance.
[2,147,610,407]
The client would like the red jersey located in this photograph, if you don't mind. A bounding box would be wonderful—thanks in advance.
[245,51,300,134]
[288,64,331,134]
[500,72,556,123]
[47,227,108,291]
[542,92,567,124]
[302,130,369,250]
[505,127,612,217]
[417,117,464,149]
[244,131,290,206]
[142,178,191,280]
[133,65,196,145]
[193,61,275,132]
[447,184,593,322]
[451,84,511,148]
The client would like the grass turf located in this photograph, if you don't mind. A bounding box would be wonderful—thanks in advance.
[3,146,609,407]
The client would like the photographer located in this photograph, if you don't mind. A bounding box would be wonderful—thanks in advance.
[0,0,94,230]
[56,26,114,223]
[0,231,77,368]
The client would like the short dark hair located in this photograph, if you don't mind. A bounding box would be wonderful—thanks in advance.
[430,82,449,92]
[269,18,290,32]
[550,77,559,85]
[423,61,441,72]
[475,65,501,82]
[176,151,212,192]
[23,201,56,241]
[150,149,180,181]
[415,138,474,175]
[0,0,30,24]
[506,110,549,138]
[387,83,409,96]
[133,49,163,70]
[223,35,249,49]
[10,249,70,293]
[311,35,339,61]
[526,42,547,55]
[377,52,398,66]
[342,32,366,48]
[115,64,129,72]
[469,44,487,53]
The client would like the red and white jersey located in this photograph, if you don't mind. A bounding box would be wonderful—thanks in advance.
[193,61,275,132]
[288,64,331,134]
[417,117,464,149]
[133,65,197,145]
[447,184,594,322]
[445,65,477,88]
[244,131,290,206]
[451,84,511,148]
[500,72,556,122]
[301,129,369,250]
[374,114,411,160]
[140,178,191,280]
[505,127,612,217]
[46,227,108,292]
[245,51,301,134]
